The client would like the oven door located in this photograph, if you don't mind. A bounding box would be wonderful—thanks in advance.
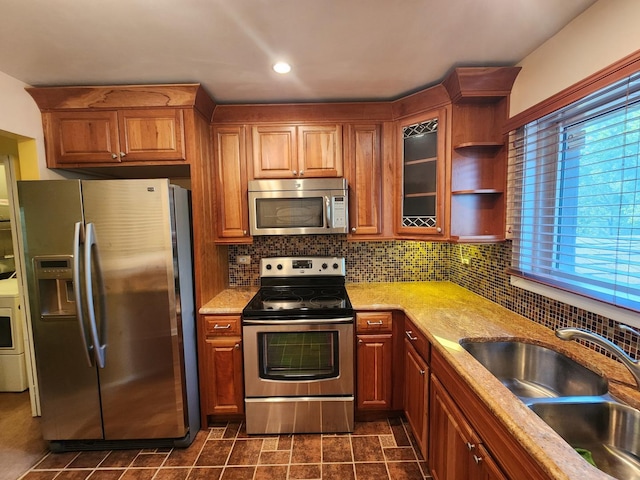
[243,320,354,397]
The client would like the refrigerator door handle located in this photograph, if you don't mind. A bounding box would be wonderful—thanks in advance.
[73,221,94,367]
[84,222,107,369]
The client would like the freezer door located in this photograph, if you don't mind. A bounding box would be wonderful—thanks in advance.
[81,179,188,440]
[17,180,103,441]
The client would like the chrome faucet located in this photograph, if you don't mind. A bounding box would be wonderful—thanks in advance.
[556,326,640,390]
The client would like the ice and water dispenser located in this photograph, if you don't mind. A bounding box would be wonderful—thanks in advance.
[33,256,76,319]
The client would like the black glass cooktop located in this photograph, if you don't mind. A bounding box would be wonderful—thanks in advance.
[242,278,354,320]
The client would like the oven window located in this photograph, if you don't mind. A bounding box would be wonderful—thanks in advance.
[255,197,323,228]
[0,315,13,348]
[258,331,339,380]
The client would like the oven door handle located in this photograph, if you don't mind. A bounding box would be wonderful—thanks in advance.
[242,317,354,325]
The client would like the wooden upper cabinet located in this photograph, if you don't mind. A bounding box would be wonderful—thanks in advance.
[46,108,186,166]
[48,110,121,164]
[297,124,343,177]
[345,124,382,236]
[251,124,342,178]
[213,125,250,242]
[117,108,185,162]
[251,125,297,178]
[395,108,448,238]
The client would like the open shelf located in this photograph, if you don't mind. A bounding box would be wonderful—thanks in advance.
[453,141,503,151]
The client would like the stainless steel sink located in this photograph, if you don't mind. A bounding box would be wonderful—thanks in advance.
[531,402,640,479]
[460,340,608,399]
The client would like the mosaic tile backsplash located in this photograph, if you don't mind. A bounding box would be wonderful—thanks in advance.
[228,236,639,361]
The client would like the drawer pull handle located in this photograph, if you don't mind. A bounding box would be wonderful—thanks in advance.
[234,342,241,350]
[214,324,232,329]
[406,331,418,341]
[367,320,384,326]
[419,369,425,375]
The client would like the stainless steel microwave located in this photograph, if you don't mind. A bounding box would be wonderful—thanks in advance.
[248,178,349,236]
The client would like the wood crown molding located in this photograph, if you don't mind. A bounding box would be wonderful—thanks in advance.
[504,48,640,133]
[26,84,216,120]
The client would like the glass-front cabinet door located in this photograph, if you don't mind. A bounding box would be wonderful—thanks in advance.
[396,108,448,237]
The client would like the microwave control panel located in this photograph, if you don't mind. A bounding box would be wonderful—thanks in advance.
[332,196,347,228]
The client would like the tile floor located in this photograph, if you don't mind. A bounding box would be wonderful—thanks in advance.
[19,418,431,480]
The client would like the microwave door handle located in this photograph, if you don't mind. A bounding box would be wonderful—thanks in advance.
[325,196,331,228]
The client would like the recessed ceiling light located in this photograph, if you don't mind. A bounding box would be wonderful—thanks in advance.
[273,62,291,74]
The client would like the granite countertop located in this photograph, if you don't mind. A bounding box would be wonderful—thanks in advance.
[200,281,639,480]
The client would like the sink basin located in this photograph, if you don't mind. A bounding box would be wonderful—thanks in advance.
[460,340,608,399]
[531,402,640,479]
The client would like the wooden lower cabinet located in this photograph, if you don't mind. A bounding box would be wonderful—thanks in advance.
[356,311,394,411]
[404,338,429,459]
[201,315,244,419]
[430,375,506,480]
[430,349,551,480]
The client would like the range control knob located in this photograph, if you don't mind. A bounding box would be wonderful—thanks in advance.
[277,264,283,270]
[265,264,272,270]
[322,263,328,270]
[333,263,339,270]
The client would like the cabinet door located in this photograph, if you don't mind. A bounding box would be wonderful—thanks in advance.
[213,125,250,241]
[252,125,298,178]
[298,124,343,177]
[345,124,382,236]
[205,336,244,416]
[396,108,448,237]
[118,108,186,162]
[404,338,429,459]
[357,333,392,410]
[48,110,121,165]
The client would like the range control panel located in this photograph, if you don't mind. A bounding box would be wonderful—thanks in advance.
[260,257,346,277]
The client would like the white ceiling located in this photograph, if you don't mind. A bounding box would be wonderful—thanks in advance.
[0,0,597,104]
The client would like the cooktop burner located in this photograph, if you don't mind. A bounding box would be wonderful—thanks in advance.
[242,256,354,321]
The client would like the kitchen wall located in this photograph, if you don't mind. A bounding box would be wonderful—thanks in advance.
[229,238,639,361]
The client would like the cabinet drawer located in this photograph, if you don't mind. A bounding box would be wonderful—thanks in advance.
[356,311,393,333]
[404,318,430,361]
[204,315,241,336]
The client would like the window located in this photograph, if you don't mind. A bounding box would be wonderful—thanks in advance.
[508,72,640,313]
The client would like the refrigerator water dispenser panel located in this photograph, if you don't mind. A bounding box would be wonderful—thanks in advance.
[34,256,76,318]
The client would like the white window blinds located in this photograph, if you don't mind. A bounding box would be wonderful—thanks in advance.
[507,72,640,313]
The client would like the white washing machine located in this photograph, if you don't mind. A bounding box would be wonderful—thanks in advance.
[0,278,28,392]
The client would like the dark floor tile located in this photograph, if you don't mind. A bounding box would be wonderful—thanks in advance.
[291,435,321,464]
[68,451,110,469]
[119,468,157,480]
[52,471,92,480]
[195,439,233,466]
[86,470,126,480]
[277,435,292,450]
[34,452,79,469]
[223,423,241,439]
[99,450,140,468]
[322,463,355,480]
[164,430,207,467]
[131,452,168,467]
[353,420,391,436]
[351,436,384,462]
[391,422,411,446]
[152,468,190,480]
[355,462,390,480]
[386,461,423,480]
[186,467,222,480]
[227,439,263,466]
[220,466,255,480]
[289,463,321,479]
[322,437,352,463]
[258,450,290,464]
[383,447,416,461]
[254,465,288,480]
[19,472,59,480]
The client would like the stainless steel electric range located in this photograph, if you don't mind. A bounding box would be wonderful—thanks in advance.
[242,256,354,434]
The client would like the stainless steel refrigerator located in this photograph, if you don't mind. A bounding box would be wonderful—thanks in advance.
[18,179,199,451]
